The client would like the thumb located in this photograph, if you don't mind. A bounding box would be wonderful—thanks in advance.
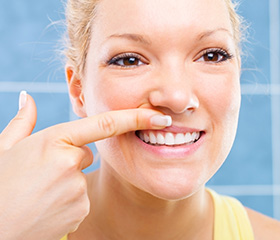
[0,91,37,150]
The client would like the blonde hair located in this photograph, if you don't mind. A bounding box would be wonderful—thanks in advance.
[64,0,245,76]
[64,0,100,77]
[225,0,246,54]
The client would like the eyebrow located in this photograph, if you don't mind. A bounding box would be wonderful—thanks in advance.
[107,33,152,45]
[107,28,233,45]
[197,28,233,41]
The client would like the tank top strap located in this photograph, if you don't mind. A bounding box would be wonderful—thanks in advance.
[207,188,254,240]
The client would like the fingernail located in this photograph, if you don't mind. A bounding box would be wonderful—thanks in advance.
[150,115,172,127]
[19,90,27,110]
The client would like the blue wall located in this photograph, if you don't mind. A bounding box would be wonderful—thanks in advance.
[0,0,279,220]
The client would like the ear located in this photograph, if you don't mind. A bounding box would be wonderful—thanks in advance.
[65,65,87,118]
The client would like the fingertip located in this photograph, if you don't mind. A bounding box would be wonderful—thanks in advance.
[16,91,37,136]
[150,114,172,128]
[0,91,38,149]
[18,90,27,111]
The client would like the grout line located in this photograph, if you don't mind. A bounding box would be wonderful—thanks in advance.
[1,81,280,95]
[0,81,68,93]
[207,184,280,196]
[269,0,280,220]
[241,83,280,95]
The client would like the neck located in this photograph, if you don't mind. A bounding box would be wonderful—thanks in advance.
[77,164,214,240]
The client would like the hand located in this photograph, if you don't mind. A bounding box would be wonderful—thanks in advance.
[0,92,171,240]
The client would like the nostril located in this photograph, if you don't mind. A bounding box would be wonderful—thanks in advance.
[148,88,199,114]
[185,97,199,111]
[178,97,199,114]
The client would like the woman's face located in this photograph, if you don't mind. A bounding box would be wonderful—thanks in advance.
[80,0,241,200]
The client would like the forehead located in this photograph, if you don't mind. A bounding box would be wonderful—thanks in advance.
[94,0,232,38]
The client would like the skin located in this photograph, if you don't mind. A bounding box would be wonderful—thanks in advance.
[0,94,168,240]
[67,0,241,239]
[81,0,240,201]
[67,0,280,239]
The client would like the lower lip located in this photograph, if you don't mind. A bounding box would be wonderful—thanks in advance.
[134,132,205,159]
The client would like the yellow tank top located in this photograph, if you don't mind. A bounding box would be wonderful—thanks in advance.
[208,189,254,239]
[60,189,254,240]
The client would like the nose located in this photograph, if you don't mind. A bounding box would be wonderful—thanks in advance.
[148,68,199,114]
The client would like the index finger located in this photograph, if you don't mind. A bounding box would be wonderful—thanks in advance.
[55,109,172,147]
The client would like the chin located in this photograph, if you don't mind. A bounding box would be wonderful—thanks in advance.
[136,168,207,201]
[146,183,203,201]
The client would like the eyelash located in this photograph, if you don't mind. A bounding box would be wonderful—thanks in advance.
[107,53,145,68]
[107,48,233,68]
[197,48,234,63]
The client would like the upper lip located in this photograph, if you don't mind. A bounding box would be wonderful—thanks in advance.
[157,125,203,134]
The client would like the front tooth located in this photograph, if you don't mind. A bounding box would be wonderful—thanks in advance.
[165,133,175,145]
[175,133,185,145]
[144,133,150,143]
[149,132,157,144]
[156,133,165,145]
[185,133,192,143]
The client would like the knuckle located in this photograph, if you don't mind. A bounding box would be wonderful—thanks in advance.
[98,114,117,137]
[71,184,90,227]
[135,112,142,129]
[55,153,80,174]
[65,156,81,172]
[0,141,9,152]
[70,200,89,232]
[80,196,90,217]
[74,176,87,196]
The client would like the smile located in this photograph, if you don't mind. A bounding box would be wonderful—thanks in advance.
[136,130,201,146]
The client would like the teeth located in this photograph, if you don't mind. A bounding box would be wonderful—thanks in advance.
[175,133,185,145]
[144,133,149,143]
[191,132,198,140]
[185,133,192,143]
[165,133,175,145]
[157,133,165,145]
[149,132,157,144]
[139,131,201,146]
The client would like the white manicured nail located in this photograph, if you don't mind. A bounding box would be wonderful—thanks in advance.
[19,90,27,110]
[150,115,172,127]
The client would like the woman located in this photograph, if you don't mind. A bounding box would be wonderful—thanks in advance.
[0,0,279,239]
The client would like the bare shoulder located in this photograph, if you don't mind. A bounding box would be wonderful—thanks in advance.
[246,207,280,240]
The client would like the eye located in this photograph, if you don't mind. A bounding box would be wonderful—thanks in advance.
[196,48,233,63]
[107,53,146,68]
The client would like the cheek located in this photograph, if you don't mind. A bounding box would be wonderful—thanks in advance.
[217,81,240,127]
[195,73,241,183]
[200,70,241,125]
[84,73,148,115]
[203,72,241,159]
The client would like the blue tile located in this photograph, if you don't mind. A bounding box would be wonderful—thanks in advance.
[0,92,70,133]
[236,195,274,218]
[31,92,70,132]
[0,93,19,132]
[238,0,271,84]
[0,0,65,83]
